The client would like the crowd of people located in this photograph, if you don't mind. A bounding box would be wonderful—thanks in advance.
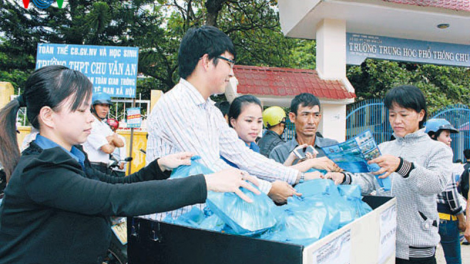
[0,25,469,264]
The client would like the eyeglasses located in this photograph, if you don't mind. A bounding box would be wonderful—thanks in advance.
[217,56,235,69]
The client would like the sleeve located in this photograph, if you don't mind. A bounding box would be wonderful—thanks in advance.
[22,162,207,217]
[403,145,452,196]
[119,136,127,165]
[269,145,287,163]
[87,122,111,150]
[85,158,171,183]
[348,172,382,195]
[444,171,464,215]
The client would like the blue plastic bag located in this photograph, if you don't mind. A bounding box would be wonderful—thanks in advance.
[206,183,277,235]
[295,179,332,197]
[199,213,226,232]
[170,156,213,179]
[295,179,353,229]
[163,207,206,228]
[338,185,373,218]
[262,195,328,245]
[171,156,277,235]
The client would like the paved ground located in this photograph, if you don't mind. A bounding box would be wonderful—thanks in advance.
[436,243,470,263]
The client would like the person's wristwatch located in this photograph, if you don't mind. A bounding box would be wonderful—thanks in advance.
[299,172,305,184]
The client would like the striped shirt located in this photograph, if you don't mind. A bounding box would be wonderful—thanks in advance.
[144,78,299,220]
[436,164,464,215]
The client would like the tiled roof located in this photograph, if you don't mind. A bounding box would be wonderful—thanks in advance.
[384,0,470,12]
[233,65,355,100]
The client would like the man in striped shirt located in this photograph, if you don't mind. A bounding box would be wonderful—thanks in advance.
[145,26,321,221]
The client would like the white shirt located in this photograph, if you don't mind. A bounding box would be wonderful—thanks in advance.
[145,78,299,220]
[21,128,39,151]
[82,116,114,163]
[111,134,127,172]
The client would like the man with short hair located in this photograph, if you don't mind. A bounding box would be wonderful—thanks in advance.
[269,93,338,164]
[82,92,124,174]
[146,26,321,221]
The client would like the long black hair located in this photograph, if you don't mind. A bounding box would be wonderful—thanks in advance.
[0,65,92,181]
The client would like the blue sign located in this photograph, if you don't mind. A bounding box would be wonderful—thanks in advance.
[347,33,470,67]
[36,43,139,98]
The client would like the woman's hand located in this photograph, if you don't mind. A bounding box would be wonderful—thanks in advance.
[324,172,345,185]
[304,170,324,181]
[267,180,301,204]
[368,154,401,178]
[307,157,341,172]
[205,168,260,203]
[158,152,194,171]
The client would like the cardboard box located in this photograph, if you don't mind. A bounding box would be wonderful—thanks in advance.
[128,196,396,264]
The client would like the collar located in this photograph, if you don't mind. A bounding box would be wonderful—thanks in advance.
[265,130,282,139]
[286,137,300,153]
[394,128,428,143]
[247,141,260,152]
[313,136,333,148]
[180,78,214,108]
[287,135,331,152]
[34,134,86,168]
[93,115,107,124]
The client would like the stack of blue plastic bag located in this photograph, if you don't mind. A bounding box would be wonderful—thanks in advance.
[165,157,373,246]
[262,179,372,245]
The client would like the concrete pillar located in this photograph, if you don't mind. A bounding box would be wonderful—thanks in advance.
[316,19,346,80]
[319,103,347,142]
[0,82,15,109]
[316,19,348,141]
[150,90,163,111]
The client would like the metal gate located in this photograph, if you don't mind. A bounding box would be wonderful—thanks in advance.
[346,99,393,145]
